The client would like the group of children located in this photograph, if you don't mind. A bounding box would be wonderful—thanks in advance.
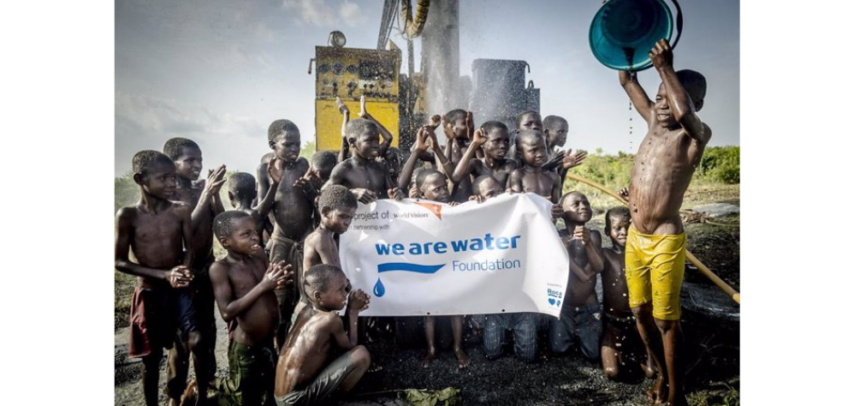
[116,40,707,406]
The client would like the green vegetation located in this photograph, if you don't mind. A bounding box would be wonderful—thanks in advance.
[300,141,316,161]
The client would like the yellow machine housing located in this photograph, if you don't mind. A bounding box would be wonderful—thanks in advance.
[314,46,401,151]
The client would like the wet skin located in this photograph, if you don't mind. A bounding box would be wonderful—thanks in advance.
[171,146,223,269]
[559,192,604,307]
[509,131,562,203]
[326,127,399,203]
[229,157,284,242]
[452,128,518,190]
[296,206,357,315]
[517,111,543,132]
[258,130,315,242]
[441,114,474,202]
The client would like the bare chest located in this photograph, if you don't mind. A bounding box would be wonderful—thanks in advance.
[521,171,554,197]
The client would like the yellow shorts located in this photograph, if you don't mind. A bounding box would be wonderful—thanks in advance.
[625,226,686,321]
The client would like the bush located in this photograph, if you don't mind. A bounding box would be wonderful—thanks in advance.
[698,146,740,184]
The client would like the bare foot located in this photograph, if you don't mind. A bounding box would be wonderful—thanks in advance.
[177,380,196,406]
[454,347,470,369]
[421,349,436,368]
[646,375,668,404]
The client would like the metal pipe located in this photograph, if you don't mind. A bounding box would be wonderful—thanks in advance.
[401,0,431,38]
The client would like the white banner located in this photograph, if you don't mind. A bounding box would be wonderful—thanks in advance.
[339,193,570,317]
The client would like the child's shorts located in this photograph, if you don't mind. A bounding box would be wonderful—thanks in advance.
[624,226,686,321]
[275,350,357,406]
[128,286,197,358]
[216,340,277,406]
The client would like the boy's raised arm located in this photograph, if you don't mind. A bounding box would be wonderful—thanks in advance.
[193,165,226,229]
[257,161,272,204]
[398,127,429,193]
[253,157,283,220]
[331,290,370,349]
[651,39,710,144]
[338,97,351,163]
[451,129,486,184]
[573,227,605,273]
[359,96,393,157]
[619,71,653,121]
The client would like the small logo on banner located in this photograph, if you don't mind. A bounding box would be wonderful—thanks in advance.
[414,202,443,220]
[373,262,445,297]
[547,288,563,307]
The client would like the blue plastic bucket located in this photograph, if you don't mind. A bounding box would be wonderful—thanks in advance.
[589,0,681,71]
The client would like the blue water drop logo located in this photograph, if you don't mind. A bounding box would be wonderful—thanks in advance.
[373,277,386,297]
[549,298,556,306]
